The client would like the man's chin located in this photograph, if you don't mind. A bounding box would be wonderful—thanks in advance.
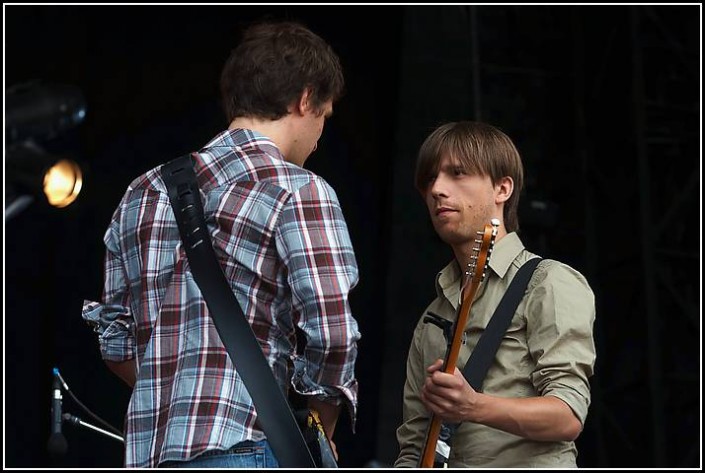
[434,227,473,247]
[433,229,458,246]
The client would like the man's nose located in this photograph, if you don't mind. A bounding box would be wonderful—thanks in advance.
[430,175,448,199]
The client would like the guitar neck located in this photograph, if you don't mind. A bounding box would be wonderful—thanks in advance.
[417,220,498,468]
[418,283,479,468]
[442,283,481,372]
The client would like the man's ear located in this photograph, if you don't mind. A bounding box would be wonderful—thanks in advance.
[495,176,514,204]
[294,88,314,116]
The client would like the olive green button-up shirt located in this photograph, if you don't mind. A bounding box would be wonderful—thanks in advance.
[395,232,596,468]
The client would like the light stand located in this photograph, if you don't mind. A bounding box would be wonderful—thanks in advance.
[5,194,35,221]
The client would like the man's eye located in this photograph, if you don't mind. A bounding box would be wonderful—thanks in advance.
[453,168,465,176]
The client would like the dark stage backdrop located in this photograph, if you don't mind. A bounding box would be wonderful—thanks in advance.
[5,5,401,468]
[4,4,700,469]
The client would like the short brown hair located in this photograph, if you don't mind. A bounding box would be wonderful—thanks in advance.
[220,21,344,121]
[415,121,525,232]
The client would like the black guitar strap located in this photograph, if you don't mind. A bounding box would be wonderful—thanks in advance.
[434,256,543,466]
[161,154,317,468]
[463,256,543,390]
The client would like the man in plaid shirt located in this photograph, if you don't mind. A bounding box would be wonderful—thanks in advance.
[82,20,360,468]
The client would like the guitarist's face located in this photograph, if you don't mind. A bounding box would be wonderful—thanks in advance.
[424,154,500,250]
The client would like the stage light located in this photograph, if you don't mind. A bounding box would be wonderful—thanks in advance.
[6,81,86,146]
[5,142,84,220]
[4,81,87,220]
[43,159,83,208]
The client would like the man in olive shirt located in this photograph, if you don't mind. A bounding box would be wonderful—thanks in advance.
[395,121,596,468]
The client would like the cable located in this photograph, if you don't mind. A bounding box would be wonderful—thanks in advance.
[54,368,123,437]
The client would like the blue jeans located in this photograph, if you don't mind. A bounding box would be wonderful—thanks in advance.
[159,440,279,468]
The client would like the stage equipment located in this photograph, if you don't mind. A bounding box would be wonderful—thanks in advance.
[47,367,124,459]
[5,81,87,221]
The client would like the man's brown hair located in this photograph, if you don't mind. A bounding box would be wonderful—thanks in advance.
[220,21,344,121]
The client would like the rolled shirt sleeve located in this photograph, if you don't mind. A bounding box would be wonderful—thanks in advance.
[275,177,361,423]
[526,260,596,425]
[82,211,136,363]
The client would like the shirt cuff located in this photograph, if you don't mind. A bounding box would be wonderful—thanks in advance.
[543,385,590,425]
[82,300,135,362]
[290,355,358,431]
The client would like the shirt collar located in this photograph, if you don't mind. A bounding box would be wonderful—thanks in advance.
[487,232,525,279]
[203,128,284,162]
[434,232,525,306]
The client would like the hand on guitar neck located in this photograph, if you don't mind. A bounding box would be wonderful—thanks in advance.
[417,219,499,468]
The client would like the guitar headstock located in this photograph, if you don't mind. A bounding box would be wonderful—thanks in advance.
[464,218,500,287]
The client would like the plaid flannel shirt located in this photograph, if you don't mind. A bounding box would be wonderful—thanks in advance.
[83,128,360,467]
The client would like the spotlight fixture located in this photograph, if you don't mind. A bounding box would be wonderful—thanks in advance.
[6,82,86,146]
[5,142,84,220]
[4,81,87,220]
[43,159,83,208]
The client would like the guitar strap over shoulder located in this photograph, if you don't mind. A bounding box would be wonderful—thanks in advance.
[463,256,543,390]
[161,154,318,468]
[434,256,543,467]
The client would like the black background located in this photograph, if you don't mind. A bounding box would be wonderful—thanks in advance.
[4,4,700,469]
